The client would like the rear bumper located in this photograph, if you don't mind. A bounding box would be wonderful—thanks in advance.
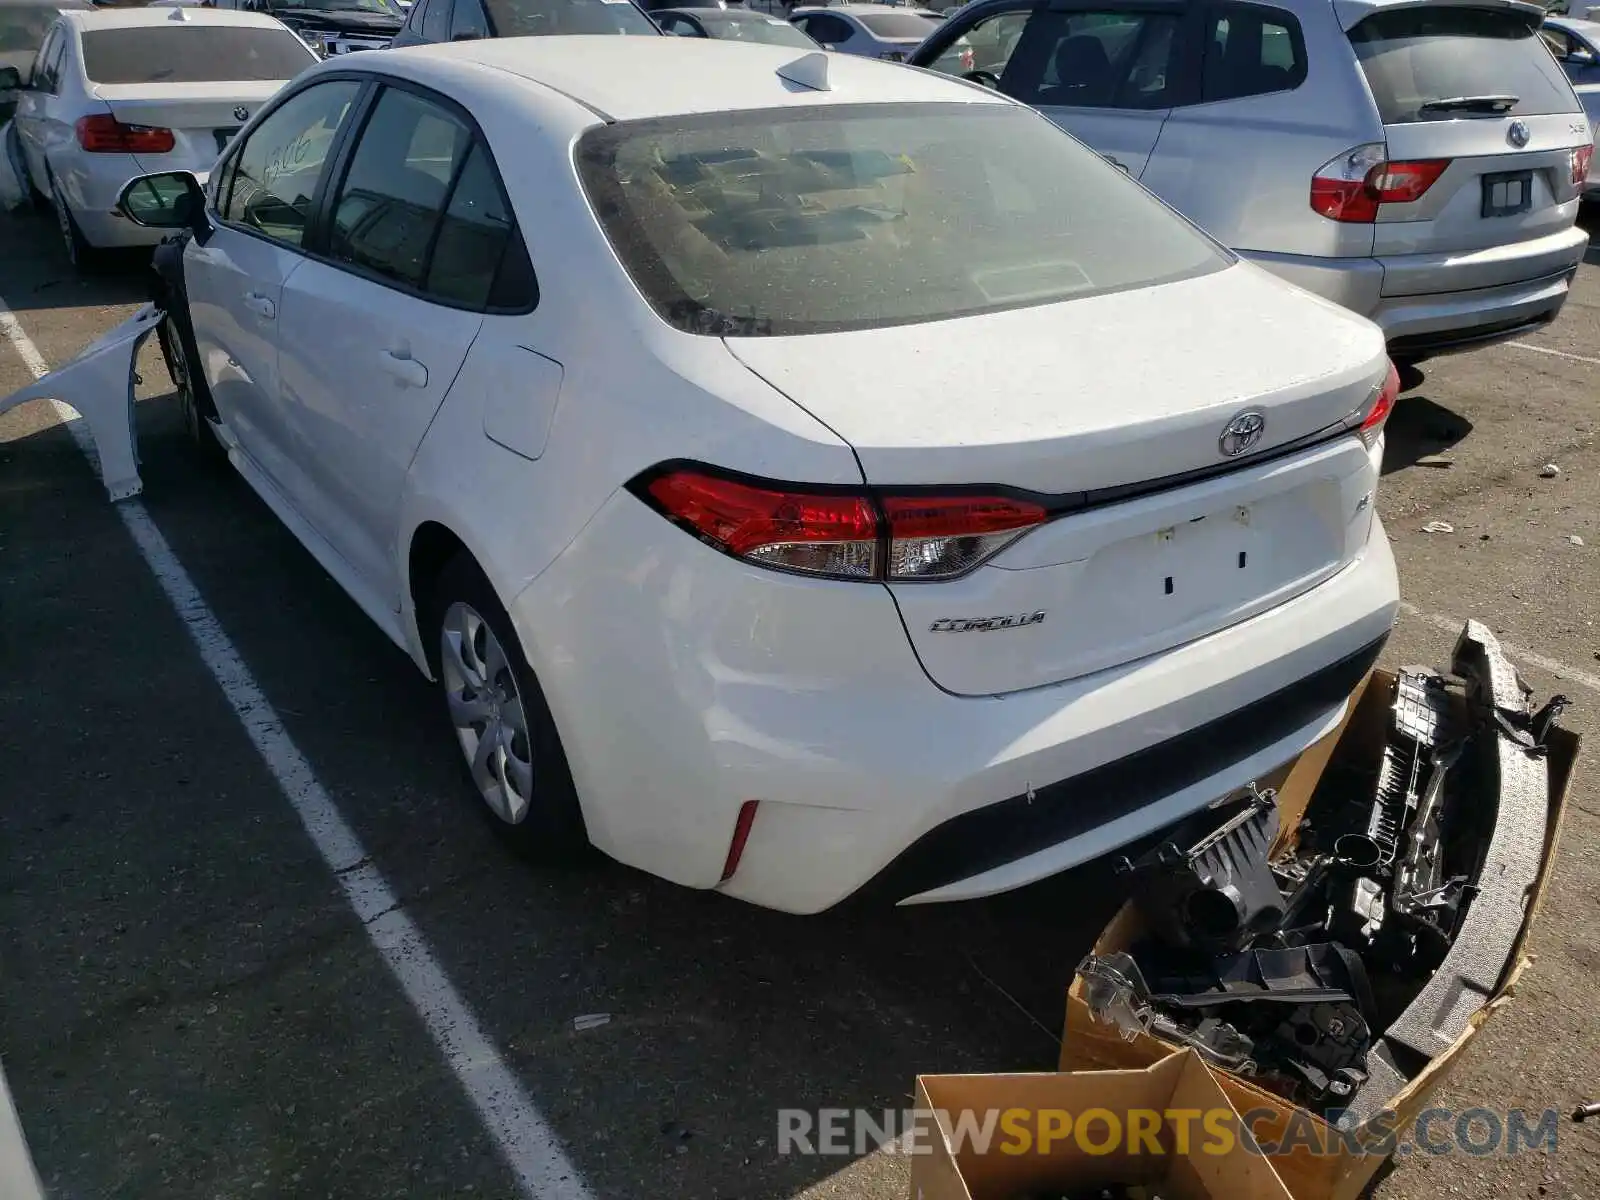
[1245,233,1585,359]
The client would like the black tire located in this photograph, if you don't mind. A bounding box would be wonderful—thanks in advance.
[429,553,590,860]
[47,172,100,272]
[157,310,227,465]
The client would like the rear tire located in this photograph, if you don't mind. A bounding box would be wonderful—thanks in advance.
[429,553,590,861]
[48,172,100,272]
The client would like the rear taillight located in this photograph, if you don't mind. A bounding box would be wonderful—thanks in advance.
[636,467,1046,582]
[1310,144,1449,223]
[1353,360,1400,449]
[76,114,175,154]
[1573,144,1594,188]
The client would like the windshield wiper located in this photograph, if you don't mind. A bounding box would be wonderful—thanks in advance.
[1418,94,1519,114]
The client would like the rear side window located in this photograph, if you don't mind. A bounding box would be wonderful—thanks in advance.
[1202,5,1305,101]
[1349,8,1580,124]
[800,14,854,44]
[484,0,658,35]
[576,102,1227,336]
[80,27,316,84]
[1001,9,1183,110]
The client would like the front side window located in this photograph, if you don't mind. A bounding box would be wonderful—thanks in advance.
[1350,8,1580,123]
[576,102,1227,336]
[1001,9,1182,109]
[329,87,471,289]
[484,0,658,36]
[222,80,361,247]
[80,27,317,84]
[1201,6,1306,101]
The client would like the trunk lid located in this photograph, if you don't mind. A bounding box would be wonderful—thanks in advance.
[727,263,1390,696]
[94,81,286,172]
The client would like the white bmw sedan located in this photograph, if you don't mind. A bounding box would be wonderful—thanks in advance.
[116,37,1400,914]
[9,6,318,267]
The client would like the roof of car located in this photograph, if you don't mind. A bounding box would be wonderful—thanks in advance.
[374,34,1006,122]
[60,6,288,31]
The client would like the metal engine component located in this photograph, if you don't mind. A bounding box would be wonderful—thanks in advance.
[1116,786,1284,952]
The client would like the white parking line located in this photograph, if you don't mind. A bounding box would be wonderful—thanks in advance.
[1509,342,1600,368]
[1399,603,1600,696]
[0,298,594,1200]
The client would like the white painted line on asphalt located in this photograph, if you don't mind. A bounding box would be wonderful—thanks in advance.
[1509,342,1600,368]
[1399,603,1600,696]
[0,296,594,1200]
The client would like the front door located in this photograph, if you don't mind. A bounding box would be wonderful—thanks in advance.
[185,78,362,498]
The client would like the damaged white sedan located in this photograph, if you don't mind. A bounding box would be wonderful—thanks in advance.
[101,37,1399,913]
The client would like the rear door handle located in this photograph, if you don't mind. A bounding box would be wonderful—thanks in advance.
[378,349,428,388]
[242,292,275,319]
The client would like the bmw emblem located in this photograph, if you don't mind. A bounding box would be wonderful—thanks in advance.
[1218,411,1266,458]
[1507,120,1529,149]
[233,106,251,123]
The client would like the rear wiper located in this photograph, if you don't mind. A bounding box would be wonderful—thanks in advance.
[1418,94,1519,114]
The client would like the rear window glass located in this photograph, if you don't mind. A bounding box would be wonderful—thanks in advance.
[576,103,1227,337]
[856,11,940,39]
[698,14,818,45]
[485,0,658,35]
[80,27,316,84]
[1348,8,1579,124]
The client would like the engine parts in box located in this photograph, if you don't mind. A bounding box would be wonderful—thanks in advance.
[1080,622,1563,1122]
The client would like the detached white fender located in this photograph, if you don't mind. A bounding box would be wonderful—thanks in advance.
[0,304,162,501]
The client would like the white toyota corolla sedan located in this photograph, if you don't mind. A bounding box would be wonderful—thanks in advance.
[116,37,1400,914]
[9,6,318,267]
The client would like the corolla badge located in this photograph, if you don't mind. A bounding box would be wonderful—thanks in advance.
[1218,410,1266,458]
[1507,120,1530,149]
[233,106,251,123]
[929,611,1046,633]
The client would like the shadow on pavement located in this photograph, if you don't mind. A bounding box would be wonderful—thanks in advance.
[1382,393,1475,476]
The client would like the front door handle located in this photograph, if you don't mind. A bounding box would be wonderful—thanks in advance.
[242,292,275,319]
[378,348,428,388]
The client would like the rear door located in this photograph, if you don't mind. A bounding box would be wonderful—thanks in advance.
[1344,3,1590,288]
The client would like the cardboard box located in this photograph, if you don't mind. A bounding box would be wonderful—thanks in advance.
[1059,663,1580,1200]
[909,1049,1294,1200]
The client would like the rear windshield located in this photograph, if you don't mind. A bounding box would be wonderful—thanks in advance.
[575,103,1228,337]
[856,11,940,39]
[80,27,316,84]
[1348,8,1579,124]
[698,13,818,45]
[486,0,657,35]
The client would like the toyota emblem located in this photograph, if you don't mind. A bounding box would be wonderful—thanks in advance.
[1218,411,1266,457]
[233,106,250,123]
[1507,120,1529,149]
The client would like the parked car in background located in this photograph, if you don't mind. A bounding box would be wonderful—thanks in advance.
[913,0,1594,367]
[391,0,657,43]
[653,5,818,45]
[789,2,941,58]
[0,0,91,120]
[1543,15,1600,84]
[1580,83,1600,197]
[229,0,406,56]
[6,6,317,267]
[118,36,1398,914]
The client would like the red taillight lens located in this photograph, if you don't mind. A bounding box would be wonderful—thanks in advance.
[1311,144,1449,223]
[76,114,176,154]
[1573,144,1594,188]
[1356,360,1400,449]
[637,468,1047,582]
[719,800,760,883]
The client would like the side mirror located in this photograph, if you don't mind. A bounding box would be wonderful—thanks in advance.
[0,66,23,93]
[117,171,211,244]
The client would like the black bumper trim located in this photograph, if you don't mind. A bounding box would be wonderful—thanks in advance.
[852,633,1388,907]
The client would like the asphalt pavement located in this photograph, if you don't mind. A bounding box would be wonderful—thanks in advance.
[2,206,1599,1200]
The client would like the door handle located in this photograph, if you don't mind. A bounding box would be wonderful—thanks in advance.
[242,292,275,319]
[378,348,428,388]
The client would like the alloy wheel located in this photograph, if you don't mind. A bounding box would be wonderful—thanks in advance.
[440,601,536,825]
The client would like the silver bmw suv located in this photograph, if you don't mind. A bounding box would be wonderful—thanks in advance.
[912,0,1594,364]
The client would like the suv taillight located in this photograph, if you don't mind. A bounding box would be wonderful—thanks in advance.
[1352,361,1400,449]
[634,467,1046,582]
[76,114,176,154]
[1311,143,1450,223]
[1573,144,1594,188]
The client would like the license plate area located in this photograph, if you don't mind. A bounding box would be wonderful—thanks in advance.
[213,126,241,155]
[1481,170,1532,218]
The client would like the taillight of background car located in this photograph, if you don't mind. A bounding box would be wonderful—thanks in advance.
[76,115,175,155]
[1310,144,1449,223]
[1573,144,1594,187]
